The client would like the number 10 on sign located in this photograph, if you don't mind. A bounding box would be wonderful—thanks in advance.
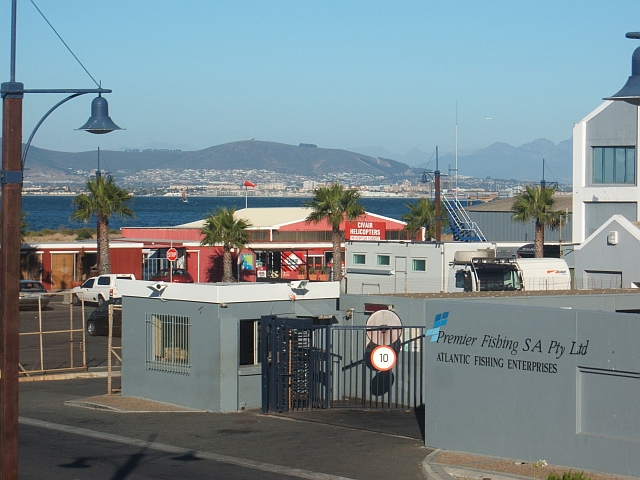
[371,345,397,371]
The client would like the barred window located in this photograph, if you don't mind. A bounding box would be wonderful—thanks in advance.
[592,146,635,184]
[146,313,191,375]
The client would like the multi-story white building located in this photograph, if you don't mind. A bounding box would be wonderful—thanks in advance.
[572,100,639,244]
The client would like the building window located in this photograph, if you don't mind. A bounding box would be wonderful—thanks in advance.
[592,147,635,184]
[239,320,261,366]
[412,259,426,271]
[353,254,366,265]
[145,313,190,375]
[377,254,390,266]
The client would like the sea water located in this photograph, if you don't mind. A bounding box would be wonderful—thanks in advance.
[21,195,420,232]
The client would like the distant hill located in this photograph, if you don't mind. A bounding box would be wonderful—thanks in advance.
[16,138,572,183]
[20,140,414,178]
[353,138,573,183]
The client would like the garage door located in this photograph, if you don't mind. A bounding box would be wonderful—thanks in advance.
[584,271,622,289]
[51,253,75,290]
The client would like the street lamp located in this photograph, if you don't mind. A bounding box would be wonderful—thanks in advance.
[0,2,121,478]
[419,146,443,242]
[604,32,640,105]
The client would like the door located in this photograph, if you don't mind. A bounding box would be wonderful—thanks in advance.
[261,317,330,413]
[51,253,75,290]
[395,256,407,293]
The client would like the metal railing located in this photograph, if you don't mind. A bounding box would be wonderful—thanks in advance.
[19,293,87,376]
[261,317,425,413]
[443,193,486,242]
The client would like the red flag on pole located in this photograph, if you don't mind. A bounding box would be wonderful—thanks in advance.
[244,180,256,187]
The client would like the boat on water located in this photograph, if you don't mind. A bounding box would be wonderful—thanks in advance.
[182,190,188,203]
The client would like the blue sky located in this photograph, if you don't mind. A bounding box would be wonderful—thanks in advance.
[1,1,640,158]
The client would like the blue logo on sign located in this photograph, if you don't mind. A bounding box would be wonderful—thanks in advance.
[426,311,448,342]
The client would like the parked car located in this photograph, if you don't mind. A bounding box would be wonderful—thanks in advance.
[149,268,194,283]
[19,280,50,310]
[71,274,136,306]
[86,297,122,337]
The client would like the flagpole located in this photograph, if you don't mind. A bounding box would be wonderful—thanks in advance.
[245,186,248,208]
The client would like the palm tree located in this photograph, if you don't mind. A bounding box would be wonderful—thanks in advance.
[71,175,134,274]
[511,184,566,258]
[401,197,448,240]
[304,183,365,282]
[200,207,251,282]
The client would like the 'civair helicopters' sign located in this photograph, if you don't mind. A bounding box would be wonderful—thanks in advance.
[345,221,386,241]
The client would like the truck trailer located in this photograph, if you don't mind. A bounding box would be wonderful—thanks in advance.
[452,255,571,292]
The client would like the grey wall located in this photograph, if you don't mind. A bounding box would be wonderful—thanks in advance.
[122,296,338,412]
[584,202,637,238]
[341,293,640,477]
[574,217,640,289]
[468,211,572,243]
[122,297,230,411]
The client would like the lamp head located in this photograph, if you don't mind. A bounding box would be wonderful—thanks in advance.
[604,33,640,106]
[77,95,123,134]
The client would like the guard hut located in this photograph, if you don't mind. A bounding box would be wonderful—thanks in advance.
[119,280,340,412]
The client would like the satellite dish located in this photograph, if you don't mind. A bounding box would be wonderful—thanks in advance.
[366,309,403,345]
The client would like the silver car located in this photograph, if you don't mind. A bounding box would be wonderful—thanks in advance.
[19,280,50,310]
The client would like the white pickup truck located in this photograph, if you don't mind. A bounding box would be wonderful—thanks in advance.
[71,274,135,305]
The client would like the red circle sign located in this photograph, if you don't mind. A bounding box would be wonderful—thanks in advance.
[370,345,397,371]
[166,247,178,262]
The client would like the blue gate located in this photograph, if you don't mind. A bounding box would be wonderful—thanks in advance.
[261,316,425,413]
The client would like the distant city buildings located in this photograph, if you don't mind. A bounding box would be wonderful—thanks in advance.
[21,165,570,200]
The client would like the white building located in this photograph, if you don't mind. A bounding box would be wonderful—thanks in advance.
[572,100,639,243]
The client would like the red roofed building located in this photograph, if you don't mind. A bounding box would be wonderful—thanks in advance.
[118,207,415,283]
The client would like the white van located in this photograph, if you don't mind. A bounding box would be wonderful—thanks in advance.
[71,274,136,305]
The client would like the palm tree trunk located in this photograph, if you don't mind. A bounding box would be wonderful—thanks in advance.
[332,227,342,281]
[98,215,111,274]
[534,220,545,258]
[223,249,233,282]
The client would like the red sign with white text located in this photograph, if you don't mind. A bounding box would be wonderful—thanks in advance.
[345,221,386,241]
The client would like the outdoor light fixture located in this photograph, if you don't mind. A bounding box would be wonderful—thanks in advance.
[605,32,640,105]
[1,2,122,478]
[77,94,123,134]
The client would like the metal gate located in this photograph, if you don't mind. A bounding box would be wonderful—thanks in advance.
[261,316,425,413]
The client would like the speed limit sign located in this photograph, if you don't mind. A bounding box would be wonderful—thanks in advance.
[370,345,397,371]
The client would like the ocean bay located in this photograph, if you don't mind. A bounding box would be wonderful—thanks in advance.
[22,195,417,232]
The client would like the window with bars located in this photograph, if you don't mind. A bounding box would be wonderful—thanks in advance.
[145,313,191,375]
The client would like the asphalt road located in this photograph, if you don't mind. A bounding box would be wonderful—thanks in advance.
[19,295,116,373]
[19,379,428,480]
[20,422,302,480]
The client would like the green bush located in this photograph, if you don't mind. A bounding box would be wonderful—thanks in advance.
[547,471,590,480]
[75,228,94,240]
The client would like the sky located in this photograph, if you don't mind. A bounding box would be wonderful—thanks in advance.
[1,1,640,158]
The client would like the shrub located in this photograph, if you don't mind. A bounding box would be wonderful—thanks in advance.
[547,471,590,480]
[75,228,93,240]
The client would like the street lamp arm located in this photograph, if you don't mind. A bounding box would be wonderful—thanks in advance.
[22,92,84,168]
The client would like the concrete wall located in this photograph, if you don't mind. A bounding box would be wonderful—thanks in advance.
[573,215,640,289]
[341,292,640,477]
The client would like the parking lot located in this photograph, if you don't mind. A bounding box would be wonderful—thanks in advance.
[19,293,119,377]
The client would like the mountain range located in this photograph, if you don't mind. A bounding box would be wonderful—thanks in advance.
[17,138,572,183]
[351,138,573,183]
